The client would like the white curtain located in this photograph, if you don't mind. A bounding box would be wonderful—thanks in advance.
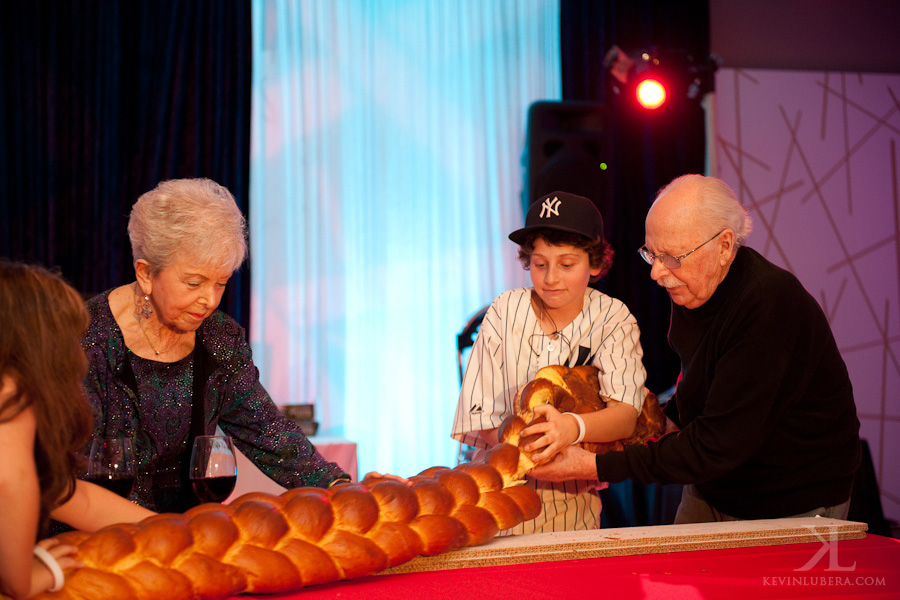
[249,0,560,477]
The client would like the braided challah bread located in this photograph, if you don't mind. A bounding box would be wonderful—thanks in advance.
[35,366,661,599]
[497,365,667,474]
[35,444,541,600]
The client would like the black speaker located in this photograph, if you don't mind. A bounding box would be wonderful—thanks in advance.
[522,100,612,233]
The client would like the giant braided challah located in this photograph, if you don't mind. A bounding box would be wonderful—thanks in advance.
[497,365,667,474]
[36,365,664,599]
[35,443,541,600]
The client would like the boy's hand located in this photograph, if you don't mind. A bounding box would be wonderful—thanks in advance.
[520,404,580,463]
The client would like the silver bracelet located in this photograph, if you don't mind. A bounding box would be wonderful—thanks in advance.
[563,412,586,444]
[33,545,65,592]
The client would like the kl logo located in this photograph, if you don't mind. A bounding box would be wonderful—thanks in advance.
[540,196,561,218]
[795,525,856,572]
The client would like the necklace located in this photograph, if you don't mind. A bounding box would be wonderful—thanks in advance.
[538,296,561,339]
[132,284,180,356]
[137,320,178,356]
[529,296,569,355]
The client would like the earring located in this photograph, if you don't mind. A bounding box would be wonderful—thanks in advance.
[136,293,153,320]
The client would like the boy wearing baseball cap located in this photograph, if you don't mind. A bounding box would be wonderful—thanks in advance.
[451,191,648,534]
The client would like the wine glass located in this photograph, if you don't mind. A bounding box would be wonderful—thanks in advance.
[189,435,237,503]
[86,437,136,498]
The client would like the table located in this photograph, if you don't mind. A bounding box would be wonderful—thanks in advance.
[227,436,358,502]
[237,533,900,600]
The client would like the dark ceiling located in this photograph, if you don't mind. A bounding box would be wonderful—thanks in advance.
[710,0,900,73]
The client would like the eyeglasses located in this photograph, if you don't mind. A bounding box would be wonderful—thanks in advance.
[638,229,725,270]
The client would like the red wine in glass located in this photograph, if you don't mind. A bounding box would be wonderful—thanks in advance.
[87,437,136,498]
[189,435,237,503]
[86,474,136,498]
[190,475,238,503]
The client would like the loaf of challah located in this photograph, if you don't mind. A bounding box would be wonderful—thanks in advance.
[36,444,541,600]
[36,366,663,599]
[497,365,667,474]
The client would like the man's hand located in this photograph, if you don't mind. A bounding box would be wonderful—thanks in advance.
[527,444,598,482]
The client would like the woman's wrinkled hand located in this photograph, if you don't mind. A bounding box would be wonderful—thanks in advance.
[361,471,411,486]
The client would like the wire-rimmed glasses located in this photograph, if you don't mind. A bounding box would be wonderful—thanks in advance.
[638,229,725,270]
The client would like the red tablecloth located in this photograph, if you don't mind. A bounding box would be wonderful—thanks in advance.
[238,534,900,600]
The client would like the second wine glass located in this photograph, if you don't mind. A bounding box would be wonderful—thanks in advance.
[189,435,237,503]
[86,437,136,498]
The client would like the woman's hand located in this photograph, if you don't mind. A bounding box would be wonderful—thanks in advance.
[361,472,411,486]
[519,404,581,463]
[29,538,81,597]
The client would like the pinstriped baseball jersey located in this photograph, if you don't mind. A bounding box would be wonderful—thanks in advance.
[451,286,648,533]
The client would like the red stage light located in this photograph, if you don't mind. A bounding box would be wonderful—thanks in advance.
[635,77,667,110]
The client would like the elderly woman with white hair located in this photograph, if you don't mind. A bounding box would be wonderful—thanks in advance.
[80,178,349,513]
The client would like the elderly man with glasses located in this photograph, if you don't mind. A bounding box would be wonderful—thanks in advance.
[530,174,861,524]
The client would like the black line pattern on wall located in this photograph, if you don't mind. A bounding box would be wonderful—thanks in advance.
[714,68,900,521]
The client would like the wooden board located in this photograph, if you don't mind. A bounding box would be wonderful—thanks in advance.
[380,517,868,575]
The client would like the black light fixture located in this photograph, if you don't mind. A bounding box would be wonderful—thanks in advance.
[603,45,720,112]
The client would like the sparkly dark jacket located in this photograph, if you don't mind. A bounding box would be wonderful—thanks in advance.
[81,290,348,512]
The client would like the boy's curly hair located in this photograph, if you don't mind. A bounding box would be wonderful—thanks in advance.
[516,228,613,282]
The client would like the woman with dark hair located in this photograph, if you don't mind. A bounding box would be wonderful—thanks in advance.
[0,261,153,599]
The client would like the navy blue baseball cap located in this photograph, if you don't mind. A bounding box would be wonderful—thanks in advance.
[508,191,605,244]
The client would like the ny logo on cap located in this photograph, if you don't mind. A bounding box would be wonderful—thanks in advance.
[539,196,561,218]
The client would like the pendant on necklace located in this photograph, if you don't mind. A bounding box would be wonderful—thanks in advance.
[547,331,559,352]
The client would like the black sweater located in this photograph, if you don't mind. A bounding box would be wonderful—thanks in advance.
[595,247,861,518]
